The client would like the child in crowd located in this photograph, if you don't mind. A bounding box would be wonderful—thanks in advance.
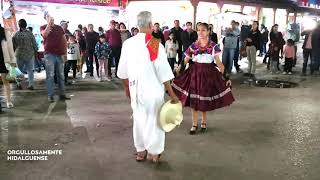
[95,35,112,82]
[75,30,86,76]
[282,39,295,75]
[165,32,179,71]
[65,35,80,84]
[269,43,280,74]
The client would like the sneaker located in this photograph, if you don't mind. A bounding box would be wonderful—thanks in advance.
[6,101,14,108]
[106,78,111,82]
[288,72,292,75]
[283,72,287,75]
[98,79,103,82]
[27,86,34,90]
[48,97,55,103]
[59,95,71,101]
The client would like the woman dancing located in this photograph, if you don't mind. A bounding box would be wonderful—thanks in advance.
[172,23,235,135]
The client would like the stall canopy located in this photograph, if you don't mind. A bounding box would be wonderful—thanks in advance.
[14,0,125,9]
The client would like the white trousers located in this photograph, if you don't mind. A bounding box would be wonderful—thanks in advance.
[132,98,165,155]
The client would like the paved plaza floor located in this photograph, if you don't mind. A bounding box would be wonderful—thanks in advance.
[0,51,320,180]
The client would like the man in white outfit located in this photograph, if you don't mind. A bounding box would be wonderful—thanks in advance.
[117,11,179,163]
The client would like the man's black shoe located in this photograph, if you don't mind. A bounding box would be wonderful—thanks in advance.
[59,95,71,101]
[48,96,55,103]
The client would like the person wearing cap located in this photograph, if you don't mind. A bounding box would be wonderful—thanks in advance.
[117,11,179,163]
[40,12,70,102]
[60,20,72,37]
[105,20,122,78]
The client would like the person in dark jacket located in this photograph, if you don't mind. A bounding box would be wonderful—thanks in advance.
[232,22,242,73]
[311,22,320,75]
[245,21,261,78]
[181,22,197,52]
[268,24,285,71]
[240,22,251,60]
[209,24,218,44]
[259,24,269,57]
[301,30,313,75]
[85,24,99,77]
[170,20,183,64]
[105,20,122,78]
[152,23,165,46]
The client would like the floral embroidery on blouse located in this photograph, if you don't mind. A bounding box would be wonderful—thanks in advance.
[185,41,221,57]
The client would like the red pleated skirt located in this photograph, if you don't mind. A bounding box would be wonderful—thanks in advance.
[172,62,235,112]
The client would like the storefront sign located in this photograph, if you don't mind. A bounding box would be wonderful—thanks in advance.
[15,0,119,7]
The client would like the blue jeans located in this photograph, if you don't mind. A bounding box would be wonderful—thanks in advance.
[222,48,236,74]
[44,54,65,97]
[260,42,267,55]
[16,58,34,87]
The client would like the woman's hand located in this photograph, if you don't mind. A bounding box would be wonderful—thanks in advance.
[226,80,232,87]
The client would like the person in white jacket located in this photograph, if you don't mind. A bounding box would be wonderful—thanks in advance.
[0,24,16,110]
[165,32,179,71]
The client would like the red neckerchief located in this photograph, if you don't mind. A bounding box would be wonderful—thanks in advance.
[145,33,160,62]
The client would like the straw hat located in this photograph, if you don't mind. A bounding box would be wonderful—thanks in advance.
[159,100,183,132]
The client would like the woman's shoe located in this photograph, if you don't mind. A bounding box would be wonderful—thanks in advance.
[200,123,207,132]
[6,102,14,109]
[189,125,198,135]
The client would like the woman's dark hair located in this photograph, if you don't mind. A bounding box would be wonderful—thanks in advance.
[287,39,294,46]
[252,21,259,31]
[271,24,279,32]
[119,22,126,29]
[78,24,83,30]
[198,23,209,30]
[168,31,177,43]
[98,26,104,32]
[18,19,27,30]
